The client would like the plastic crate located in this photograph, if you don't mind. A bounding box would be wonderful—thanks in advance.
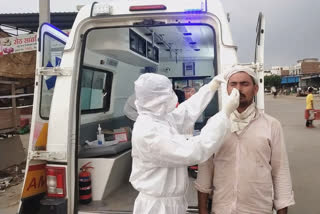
[305,109,320,120]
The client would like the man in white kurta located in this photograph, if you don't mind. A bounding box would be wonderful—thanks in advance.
[195,66,295,214]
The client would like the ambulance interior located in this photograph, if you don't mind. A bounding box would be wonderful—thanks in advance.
[77,24,218,212]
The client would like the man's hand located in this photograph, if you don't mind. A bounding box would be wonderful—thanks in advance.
[198,191,209,214]
[277,207,288,214]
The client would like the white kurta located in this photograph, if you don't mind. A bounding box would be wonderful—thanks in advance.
[195,110,295,214]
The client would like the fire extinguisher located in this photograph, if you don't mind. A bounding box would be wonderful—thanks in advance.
[79,162,94,204]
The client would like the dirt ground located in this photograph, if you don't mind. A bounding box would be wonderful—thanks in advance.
[0,133,29,214]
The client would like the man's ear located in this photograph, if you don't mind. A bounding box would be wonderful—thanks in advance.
[254,84,259,96]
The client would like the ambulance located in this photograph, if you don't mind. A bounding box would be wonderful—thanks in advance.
[18,0,265,213]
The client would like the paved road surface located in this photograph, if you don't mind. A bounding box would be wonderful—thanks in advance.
[1,95,319,214]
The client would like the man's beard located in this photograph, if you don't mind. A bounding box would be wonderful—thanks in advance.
[239,95,254,108]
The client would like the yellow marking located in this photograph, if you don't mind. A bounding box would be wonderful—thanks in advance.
[22,164,47,198]
[34,123,48,150]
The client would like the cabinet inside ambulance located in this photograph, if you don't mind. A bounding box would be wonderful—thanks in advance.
[77,24,219,212]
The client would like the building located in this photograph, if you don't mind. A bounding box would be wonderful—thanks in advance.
[264,66,286,77]
[296,58,320,88]
[278,58,320,89]
[0,12,76,134]
[270,66,283,75]
[264,70,272,76]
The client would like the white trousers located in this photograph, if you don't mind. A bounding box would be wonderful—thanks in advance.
[133,192,188,214]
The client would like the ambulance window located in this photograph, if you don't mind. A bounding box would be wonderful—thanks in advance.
[80,66,113,114]
[147,41,159,63]
[40,33,65,119]
[129,29,146,57]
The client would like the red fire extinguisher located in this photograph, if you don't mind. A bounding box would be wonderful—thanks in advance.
[79,162,94,204]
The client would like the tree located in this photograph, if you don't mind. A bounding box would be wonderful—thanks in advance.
[264,75,281,88]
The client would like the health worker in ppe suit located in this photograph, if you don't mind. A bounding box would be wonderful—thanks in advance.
[130,73,240,214]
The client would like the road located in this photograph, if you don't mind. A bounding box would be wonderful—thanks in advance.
[1,94,319,214]
[265,94,320,214]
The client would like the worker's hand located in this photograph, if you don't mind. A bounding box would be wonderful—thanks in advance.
[209,73,227,91]
[222,88,240,117]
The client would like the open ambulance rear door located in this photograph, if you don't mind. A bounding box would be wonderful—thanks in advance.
[254,12,266,111]
[18,23,68,214]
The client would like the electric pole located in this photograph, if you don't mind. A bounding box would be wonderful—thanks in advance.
[39,0,50,25]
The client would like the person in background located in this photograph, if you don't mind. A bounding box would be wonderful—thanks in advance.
[305,87,314,128]
[271,86,277,98]
[195,66,295,214]
[174,87,186,104]
[130,73,240,214]
[183,86,196,100]
[297,87,302,96]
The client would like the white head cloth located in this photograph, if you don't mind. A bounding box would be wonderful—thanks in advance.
[225,65,258,85]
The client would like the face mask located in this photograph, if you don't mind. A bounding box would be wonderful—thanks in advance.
[166,93,178,113]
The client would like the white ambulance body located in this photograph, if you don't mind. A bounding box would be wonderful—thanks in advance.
[18,1,265,213]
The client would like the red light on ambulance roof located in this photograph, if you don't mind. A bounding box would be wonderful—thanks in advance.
[130,5,167,11]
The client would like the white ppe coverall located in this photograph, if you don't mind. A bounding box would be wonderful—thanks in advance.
[129,73,231,214]
[123,93,138,121]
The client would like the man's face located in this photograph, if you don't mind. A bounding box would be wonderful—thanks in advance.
[227,72,259,109]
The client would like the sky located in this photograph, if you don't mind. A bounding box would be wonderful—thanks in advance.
[1,0,320,68]
[223,0,320,68]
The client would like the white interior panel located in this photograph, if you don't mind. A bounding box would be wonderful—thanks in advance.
[158,60,214,77]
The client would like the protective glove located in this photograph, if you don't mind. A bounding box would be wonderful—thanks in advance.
[222,88,240,117]
[209,73,227,91]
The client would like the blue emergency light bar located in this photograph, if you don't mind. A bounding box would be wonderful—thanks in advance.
[184,9,203,13]
[184,0,207,13]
